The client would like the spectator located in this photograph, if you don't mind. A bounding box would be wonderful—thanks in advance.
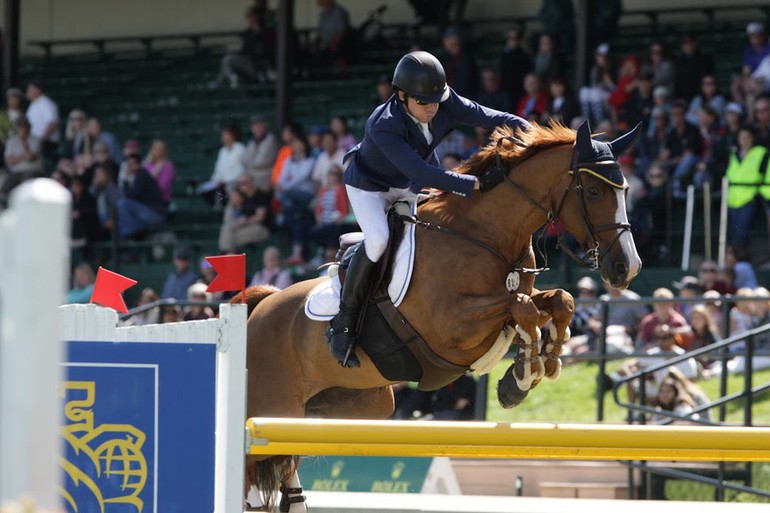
[642,41,676,94]
[24,79,59,159]
[272,122,304,184]
[183,282,216,321]
[160,245,200,301]
[695,105,728,188]
[652,370,708,424]
[440,27,479,99]
[50,167,72,189]
[276,137,316,264]
[373,74,392,106]
[82,142,119,189]
[391,382,431,420]
[199,258,224,302]
[619,154,645,215]
[242,114,279,190]
[689,303,721,357]
[697,260,731,294]
[579,43,614,125]
[144,139,176,205]
[542,75,577,126]
[1,88,24,141]
[532,32,564,81]
[218,173,271,254]
[310,165,351,258]
[312,130,345,187]
[564,276,601,355]
[66,263,95,304]
[119,288,161,326]
[160,305,181,323]
[600,282,649,342]
[249,245,293,289]
[200,124,246,206]
[500,29,533,110]
[637,105,668,177]
[723,102,744,153]
[608,54,641,125]
[70,175,100,248]
[753,94,770,148]
[1,116,44,200]
[329,115,356,153]
[313,0,352,68]
[636,163,669,263]
[307,124,325,157]
[725,244,758,290]
[686,75,726,126]
[477,68,510,113]
[675,33,714,102]
[672,275,703,321]
[117,154,167,239]
[62,108,89,162]
[661,99,703,199]
[637,287,692,350]
[728,287,757,345]
[435,129,468,162]
[218,5,274,88]
[86,118,121,164]
[89,162,120,240]
[619,72,654,130]
[516,73,548,121]
[725,125,764,250]
[732,22,770,105]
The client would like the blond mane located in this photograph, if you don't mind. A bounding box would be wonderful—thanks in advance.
[456,122,576,177]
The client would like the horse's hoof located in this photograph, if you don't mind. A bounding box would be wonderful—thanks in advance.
[497,364,529,408]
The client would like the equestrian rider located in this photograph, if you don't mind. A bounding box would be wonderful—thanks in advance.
[328,50,531,368]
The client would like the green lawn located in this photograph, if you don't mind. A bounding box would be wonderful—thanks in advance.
[483,359,770,501]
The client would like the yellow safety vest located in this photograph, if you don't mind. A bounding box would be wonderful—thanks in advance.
[726,146,765,208]
[761,150,770,201]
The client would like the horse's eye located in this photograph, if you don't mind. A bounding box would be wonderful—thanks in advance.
[587,186,600,198]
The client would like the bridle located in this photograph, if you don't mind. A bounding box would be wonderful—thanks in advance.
[496,136,631,271]
[400,137,631,274]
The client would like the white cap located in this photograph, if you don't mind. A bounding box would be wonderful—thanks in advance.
[747,22,765,36]
[726,102,744,115]
[596,43,609,55]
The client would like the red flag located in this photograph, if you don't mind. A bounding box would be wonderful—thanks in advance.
[90,267,138,313]
[205,254,246,295]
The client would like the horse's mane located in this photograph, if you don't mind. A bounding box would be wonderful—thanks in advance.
[456,122,576,177]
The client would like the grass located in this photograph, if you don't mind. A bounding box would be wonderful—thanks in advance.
[482,359,770,501]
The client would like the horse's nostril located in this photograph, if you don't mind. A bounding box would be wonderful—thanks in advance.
[615,262,628,276]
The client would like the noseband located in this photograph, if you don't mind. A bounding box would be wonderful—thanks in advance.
[494,137,631,270]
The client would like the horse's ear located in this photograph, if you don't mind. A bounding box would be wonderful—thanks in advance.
[575,119,593,156]
[610,122,643,156]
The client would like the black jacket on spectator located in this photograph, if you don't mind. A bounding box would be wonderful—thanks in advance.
[675,50,714,102]
[620,90,654,129]
[121,168,167,216]
[500,47,533,109]
[241,188,273,229]
[664,122,703,159]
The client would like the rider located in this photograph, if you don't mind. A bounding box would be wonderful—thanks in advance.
[328,50,531,368]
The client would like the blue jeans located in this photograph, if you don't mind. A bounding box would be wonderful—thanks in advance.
[728,201,757,249]
[117,197,165,238]
[671,153,702,199]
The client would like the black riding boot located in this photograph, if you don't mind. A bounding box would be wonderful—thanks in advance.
[327,248,377,368]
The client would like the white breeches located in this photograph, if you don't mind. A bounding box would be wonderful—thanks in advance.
[346,185,417,262]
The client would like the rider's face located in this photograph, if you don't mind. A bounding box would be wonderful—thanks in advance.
[400,92,439,123]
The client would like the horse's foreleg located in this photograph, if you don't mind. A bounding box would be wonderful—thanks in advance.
[530,288,575,380]
[508,293,545,392]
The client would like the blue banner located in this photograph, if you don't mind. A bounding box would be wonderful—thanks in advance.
[62,341,217,513]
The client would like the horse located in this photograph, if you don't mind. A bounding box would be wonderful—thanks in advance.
[237,120,642,511]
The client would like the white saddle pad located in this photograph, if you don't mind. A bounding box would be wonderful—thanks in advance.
[305,202,417,321]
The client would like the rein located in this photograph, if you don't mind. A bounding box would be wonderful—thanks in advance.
[406,136,631,275]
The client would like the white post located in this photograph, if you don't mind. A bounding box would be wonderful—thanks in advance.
[0,179,71,510]
[214,303,248,513]
[681,185,695,271]
[718,176,729,267]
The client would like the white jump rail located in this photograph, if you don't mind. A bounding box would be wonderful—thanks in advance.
[60,302,247,513]
[0,179,71,510]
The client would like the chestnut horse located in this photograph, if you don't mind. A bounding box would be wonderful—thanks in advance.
[238,120,642,511]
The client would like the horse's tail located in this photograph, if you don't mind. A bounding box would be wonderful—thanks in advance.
[249,455,300,510]
[230,285,281,318]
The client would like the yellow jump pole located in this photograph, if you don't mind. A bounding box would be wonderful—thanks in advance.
[246,418,770,462]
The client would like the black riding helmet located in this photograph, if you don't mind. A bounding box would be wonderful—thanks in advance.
[392,51,450,104]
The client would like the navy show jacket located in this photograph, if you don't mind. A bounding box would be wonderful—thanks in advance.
[344,88,530,198]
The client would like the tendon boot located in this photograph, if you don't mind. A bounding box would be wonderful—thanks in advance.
[327,248,377,367]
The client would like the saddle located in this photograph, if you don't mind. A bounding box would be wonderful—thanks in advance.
[336,206,468,391]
